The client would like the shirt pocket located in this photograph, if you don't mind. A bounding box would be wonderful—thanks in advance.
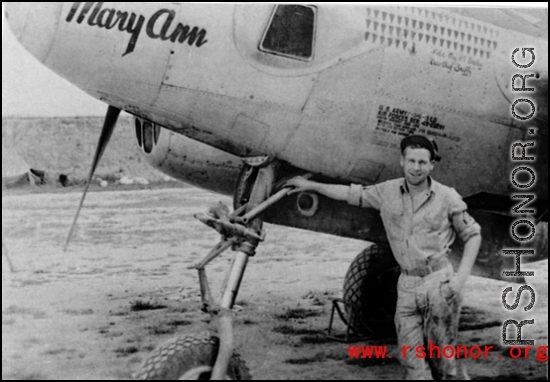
[419,213,447,250]
[421,210,448,232]
[381,206,404,242]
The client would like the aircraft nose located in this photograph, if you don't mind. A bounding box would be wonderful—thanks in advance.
[4,2,63,62]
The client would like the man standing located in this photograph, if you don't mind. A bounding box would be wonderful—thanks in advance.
[286,135,481,380]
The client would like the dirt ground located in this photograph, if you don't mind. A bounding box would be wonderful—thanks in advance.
[2,187,548,380]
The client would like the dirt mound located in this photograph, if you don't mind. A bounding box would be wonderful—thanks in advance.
[2,116,166,184]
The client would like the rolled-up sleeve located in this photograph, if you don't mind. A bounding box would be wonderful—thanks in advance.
[448,188,481,242]
[347,184,382,210]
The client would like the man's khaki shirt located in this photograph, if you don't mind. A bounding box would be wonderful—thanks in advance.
[347,177,481,271]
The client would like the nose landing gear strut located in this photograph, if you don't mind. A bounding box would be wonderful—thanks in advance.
[138,159,294,380]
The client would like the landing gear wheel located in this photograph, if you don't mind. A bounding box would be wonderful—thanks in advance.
[136,332,252,380]
[343,245,400,338]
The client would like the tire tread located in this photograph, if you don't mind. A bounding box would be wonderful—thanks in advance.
[343,245,399,338]
[136,332,251,380]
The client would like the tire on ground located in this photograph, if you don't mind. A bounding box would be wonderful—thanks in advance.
[136,331,252,380]
[343,245,400,338]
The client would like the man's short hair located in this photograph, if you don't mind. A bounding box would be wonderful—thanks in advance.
[400,135,439,161]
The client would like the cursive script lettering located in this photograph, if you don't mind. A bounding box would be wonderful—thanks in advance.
[429,58,472,77]
[66,2,208,56]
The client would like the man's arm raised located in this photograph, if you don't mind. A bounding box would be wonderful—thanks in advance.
[285,176,350,202]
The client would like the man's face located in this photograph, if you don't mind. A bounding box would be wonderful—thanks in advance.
[400,147,434,187]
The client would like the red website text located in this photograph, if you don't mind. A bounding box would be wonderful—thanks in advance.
[348,342,548,361]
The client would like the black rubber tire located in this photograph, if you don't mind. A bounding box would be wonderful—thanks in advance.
[343,245,400,338]
[136,331,252,380]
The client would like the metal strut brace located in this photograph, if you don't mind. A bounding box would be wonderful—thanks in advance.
[192,161,282,380]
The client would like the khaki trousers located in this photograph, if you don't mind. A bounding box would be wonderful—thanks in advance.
[395,263,462,380]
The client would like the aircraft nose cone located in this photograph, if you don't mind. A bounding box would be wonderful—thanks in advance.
[4,2,63,62]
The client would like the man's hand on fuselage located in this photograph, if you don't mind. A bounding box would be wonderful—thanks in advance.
[285,176,350,201]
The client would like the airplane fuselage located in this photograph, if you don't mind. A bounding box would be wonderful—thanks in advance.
[7,3,548,201]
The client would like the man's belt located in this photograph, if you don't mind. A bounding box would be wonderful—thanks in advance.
[401,258,449,278]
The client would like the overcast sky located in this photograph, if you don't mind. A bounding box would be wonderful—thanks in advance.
[2,3,547,117]
[2,6,107,117]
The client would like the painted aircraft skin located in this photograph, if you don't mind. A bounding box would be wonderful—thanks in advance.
[5,3,549,281]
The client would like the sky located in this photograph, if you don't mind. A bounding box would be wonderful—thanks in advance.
[2,2,547,117]
[2,4,107,117]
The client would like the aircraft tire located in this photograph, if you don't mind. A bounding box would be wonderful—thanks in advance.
[136,331,252,380]
[343,245,400,338]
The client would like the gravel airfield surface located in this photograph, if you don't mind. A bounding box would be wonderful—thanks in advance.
[2,187,548,380]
